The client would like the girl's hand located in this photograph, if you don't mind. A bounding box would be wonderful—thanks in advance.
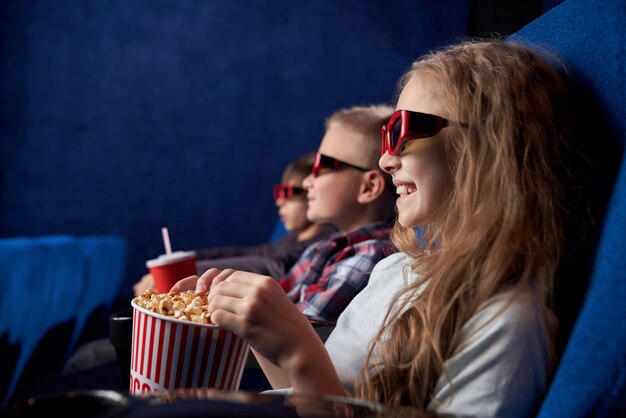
[173,268,345,396]
[205,270,315,368]
[170,268,234,294]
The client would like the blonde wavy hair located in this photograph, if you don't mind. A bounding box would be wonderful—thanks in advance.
[355,40,573,408]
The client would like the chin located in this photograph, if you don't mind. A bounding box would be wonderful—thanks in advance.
[397,215,420,229]
[306,212,322,224]
[397,219,415,229]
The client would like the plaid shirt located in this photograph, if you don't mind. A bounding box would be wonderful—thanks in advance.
[279,221,394,321]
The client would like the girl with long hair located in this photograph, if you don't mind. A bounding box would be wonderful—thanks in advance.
[174,39,575,418]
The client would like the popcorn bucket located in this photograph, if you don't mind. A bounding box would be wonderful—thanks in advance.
[130,300,249,395]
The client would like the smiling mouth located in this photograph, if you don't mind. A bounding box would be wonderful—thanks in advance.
[396,184,416,196]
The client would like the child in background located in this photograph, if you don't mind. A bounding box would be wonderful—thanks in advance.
[133,152,334,296]
[173,40,578,418]
[174,104,397,322]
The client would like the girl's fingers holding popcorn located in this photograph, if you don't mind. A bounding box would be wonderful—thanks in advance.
[222,271,270,284]
[207,268,237,293]
[207,293,244,316]
[206,280,249,305]
[194,268,225,294]
[170,275,201,293]
[208,307,241,332]
[206,293,252,334]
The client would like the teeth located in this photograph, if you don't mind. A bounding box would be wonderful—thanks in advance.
[396,185,416,196]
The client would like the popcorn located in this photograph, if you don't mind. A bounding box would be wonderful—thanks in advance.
[134,290,212,325]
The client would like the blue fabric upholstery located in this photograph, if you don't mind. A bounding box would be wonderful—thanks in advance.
[0,236,127,404]
[67,236,127,358]
[0,237,83,403]
[269,219,288,243]
[512,0,626,416]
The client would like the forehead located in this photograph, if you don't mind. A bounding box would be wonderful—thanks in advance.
[318,122,371,166]
[284,175,303,186]
[396,74,447,118]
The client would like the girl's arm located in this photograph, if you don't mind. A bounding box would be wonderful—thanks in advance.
[172,269,347,397]
[252,349,291,389]
[253,339,345,395]
[209,272,346,396]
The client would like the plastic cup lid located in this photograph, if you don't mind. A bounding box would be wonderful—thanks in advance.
[146,250,196,268]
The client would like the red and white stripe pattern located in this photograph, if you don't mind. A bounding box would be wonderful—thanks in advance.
[129,306,249,395]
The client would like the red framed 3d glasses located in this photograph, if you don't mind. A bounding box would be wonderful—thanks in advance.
[273,184,305,201]
[381,109,467,156]
[311,153,369,178]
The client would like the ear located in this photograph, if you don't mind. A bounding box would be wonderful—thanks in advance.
[357,171,387,204]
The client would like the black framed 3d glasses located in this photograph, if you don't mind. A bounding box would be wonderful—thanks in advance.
[311,153,369,178]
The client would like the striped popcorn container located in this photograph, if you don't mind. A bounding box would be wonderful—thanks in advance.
[129,300,249,396]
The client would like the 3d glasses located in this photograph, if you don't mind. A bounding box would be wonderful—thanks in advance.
[273,184,305,201]
[311,153,369,178]
[381,109,465,156]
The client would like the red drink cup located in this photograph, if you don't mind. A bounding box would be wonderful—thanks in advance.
[129,300,250,395]
[146,251,197,294]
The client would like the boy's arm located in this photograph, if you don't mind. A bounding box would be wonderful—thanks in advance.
[197,255,290,278]
[196,234,295,260]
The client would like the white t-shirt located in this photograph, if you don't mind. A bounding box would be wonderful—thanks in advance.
[325,252,554,418]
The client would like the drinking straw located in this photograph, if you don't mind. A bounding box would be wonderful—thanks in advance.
[161,227,172,255]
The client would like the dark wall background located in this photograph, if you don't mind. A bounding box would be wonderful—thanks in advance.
[0,0,561,299]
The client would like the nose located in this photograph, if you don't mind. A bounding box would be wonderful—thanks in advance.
[379,151,400,174]
[275,198,284,208]
[302,173,313,190]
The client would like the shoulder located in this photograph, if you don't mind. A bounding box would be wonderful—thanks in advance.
[273,233,306,251]
[350,237,389,252]
[336,240,399,271]
[346,230,395,260]
[300,237,332,256]
[278,232,299,242]
[355,252,419,293]
[460,289,552,344]
[371,251,413,271]
[329,250,412,286]
[432,289,555,417]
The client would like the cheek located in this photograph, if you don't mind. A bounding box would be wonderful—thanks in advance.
[293,202,309,219]
[408,150,448,190]
[311,175,354,214]
[426,153,450,205]
[419,166,447,199]
[404,154,450,217]
[285,201,308,218]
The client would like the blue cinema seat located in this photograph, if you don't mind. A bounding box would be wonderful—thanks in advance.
[512,0,626,416]
[66,236,127,358]
[0,235,127,404]
[0,237,84,403]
